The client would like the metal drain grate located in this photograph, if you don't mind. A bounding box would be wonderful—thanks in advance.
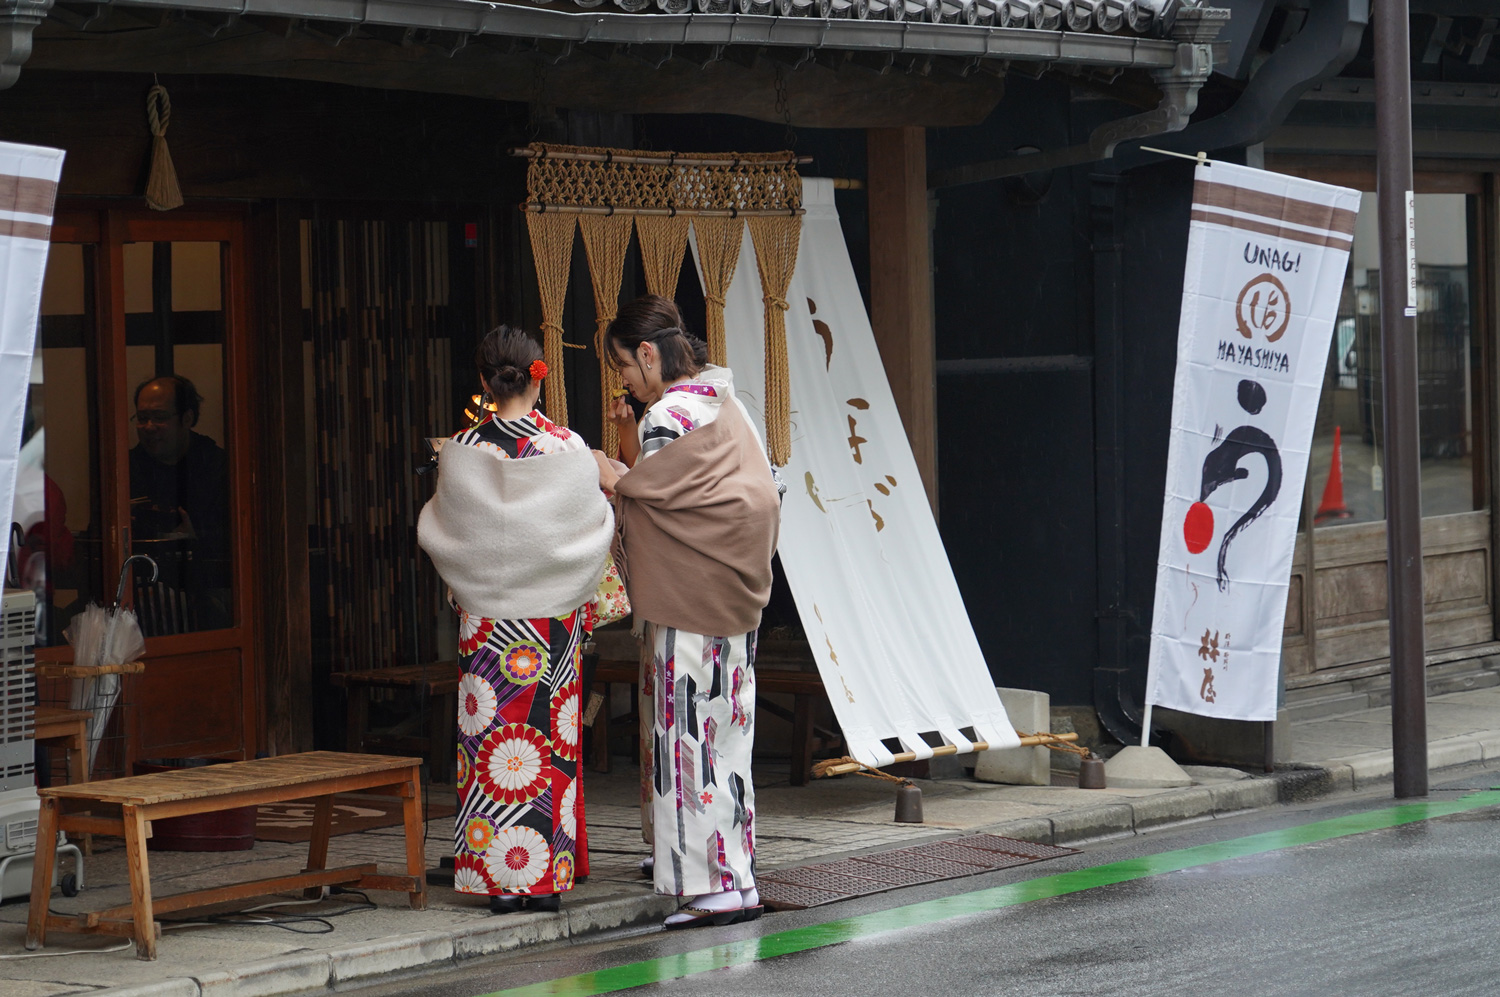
[906,840,1036,871]
[858,847,992,878]
[954,834,1077,861]
[824,858,943,888]
[760,864,899,895]
[760,835,1078,911]
[756,880,846,910]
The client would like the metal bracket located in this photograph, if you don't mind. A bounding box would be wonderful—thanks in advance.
[0,0,51,89]
[929,6,1223,188]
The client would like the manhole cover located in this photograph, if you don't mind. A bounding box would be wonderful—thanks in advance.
[758,879,847,910]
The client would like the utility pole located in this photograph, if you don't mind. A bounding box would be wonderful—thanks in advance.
[1375,0,1427,798]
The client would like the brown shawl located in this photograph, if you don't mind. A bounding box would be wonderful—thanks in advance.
[613,402,780,637]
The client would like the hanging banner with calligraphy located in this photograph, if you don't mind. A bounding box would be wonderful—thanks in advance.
[1145,161,1360,722]
[702,178,1017,768]
[0,141,64,586]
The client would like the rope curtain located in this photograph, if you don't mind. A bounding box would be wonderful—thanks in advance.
[747,214,802,467]
[690,216,746,367]
[525,210,578,424]
[579,213,633,456]
[635,215,691,298]
[519,142,803,458]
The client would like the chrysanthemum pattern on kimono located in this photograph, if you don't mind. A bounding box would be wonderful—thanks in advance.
[449,410,591,897]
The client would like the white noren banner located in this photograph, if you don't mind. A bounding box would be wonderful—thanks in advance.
[698,178,1017,768]
[0,141,64,586]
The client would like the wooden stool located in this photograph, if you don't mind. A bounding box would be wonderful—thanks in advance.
[33,706,90,787]
[330,664,460,783]
[32,706,94,854]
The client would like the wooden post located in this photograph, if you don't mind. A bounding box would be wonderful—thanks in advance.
[259,201,315,755]
[867,127,938,512]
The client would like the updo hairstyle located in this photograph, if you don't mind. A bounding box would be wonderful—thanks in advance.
[605,295,707,381]
[475,325,544,402]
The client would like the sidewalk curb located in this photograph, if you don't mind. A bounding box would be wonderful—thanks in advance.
[77,749,1494,997]
[82,892,677,997]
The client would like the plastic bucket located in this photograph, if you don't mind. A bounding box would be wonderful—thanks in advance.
[132,758,257,851]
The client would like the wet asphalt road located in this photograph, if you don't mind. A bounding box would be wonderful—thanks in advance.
[350,768,1500,997]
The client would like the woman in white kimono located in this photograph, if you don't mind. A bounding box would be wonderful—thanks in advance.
[595,295,781,930]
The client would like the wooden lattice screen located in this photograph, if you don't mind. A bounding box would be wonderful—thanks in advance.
[304,218,455,678]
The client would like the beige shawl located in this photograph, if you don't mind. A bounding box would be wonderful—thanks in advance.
[418,442,613,621]
[613,402,780,637]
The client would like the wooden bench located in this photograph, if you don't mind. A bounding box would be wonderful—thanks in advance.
[26,751,426,960]
[330,664,459,784]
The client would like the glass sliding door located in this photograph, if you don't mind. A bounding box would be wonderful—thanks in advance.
[30,210,259,768]
[1287,185,1492,682]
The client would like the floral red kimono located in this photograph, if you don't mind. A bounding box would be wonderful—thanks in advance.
[448,410,594,897]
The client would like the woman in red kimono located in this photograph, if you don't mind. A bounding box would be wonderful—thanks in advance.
[419,326,614,914]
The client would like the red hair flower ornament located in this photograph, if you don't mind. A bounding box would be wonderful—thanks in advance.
[529,360,549,381]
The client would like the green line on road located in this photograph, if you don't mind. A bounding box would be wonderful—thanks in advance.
[488,790,1500,997]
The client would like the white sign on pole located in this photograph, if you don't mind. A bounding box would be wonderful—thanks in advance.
[0,141,64,585]
[1404,190,1417,317]
[1145,161,1360,723]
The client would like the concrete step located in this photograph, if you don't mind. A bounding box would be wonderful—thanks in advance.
[1427,667,1500,697]
[1284,690,1373,723]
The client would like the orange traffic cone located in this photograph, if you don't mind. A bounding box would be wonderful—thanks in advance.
[1314,425,1353,524]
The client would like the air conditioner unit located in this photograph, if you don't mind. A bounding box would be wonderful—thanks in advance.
[0,589,81,901]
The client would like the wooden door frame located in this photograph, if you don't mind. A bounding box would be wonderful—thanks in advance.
[1266,158,1498,673]
[39,204,263,757]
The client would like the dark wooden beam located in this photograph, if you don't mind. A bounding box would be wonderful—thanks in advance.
[25,20,1008,128]
[866,126,937,513]
[255,200,314,754]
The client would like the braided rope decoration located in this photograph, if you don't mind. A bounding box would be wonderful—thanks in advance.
[579,213,633,456]
[635,214,691,297]
[747,214,802,467]
[525,210,578,424]
[144,84,184,211]
[524,143,802,216]
[691,215,746,367]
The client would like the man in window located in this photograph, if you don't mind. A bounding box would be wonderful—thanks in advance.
[129,374,230,631]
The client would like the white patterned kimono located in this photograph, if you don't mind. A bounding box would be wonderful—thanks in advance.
[637,370,764,897]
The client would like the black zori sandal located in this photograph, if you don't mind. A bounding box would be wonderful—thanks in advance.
[489,895,525,915]
[524,893,561,913]
[663,904,765,930]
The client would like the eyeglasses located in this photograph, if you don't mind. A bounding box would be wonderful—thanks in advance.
[132,410,179,426]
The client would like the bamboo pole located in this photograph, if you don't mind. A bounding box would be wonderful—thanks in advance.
[813,732,1080,778]
[523,204,803,218]
[510,147,812,168]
